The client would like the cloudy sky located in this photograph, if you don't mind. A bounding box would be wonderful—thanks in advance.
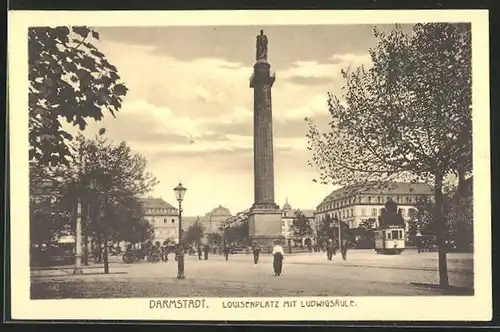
[71,24,413,216]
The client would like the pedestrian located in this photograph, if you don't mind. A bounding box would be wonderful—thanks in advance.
[161,240,168,262]
[340,238,348,261]
[252,242,261,264]
[223,243,230,261]
[326,239,334,261]
[197,244,203,260]
[416,238,423,254]
[204,244,210,260]
[272,240,285,276]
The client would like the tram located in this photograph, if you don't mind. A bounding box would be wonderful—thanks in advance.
[374,225,405,255]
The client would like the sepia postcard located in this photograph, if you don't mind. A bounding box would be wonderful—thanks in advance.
[8,9,491,321]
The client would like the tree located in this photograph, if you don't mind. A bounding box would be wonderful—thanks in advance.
[185,219,205,245]
[447,194,473,251]
[291,211,314,240]
[59,134,157,273]
[29,26,128,167]
[224,220,249,243]
[317,214,335,244]
[29,161,73,245]
[407,197,436,238]
[359,218,377,230]
[306,23,471,288]
[207,232,223,245]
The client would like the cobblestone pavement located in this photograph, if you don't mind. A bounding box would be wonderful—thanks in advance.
[31,250,474,298]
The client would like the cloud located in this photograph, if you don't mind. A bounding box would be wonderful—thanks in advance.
[281,54,371,81]
[68,25,409,215]
[286,76,334,86]
[96,24,413,70]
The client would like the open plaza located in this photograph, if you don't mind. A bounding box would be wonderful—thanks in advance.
[31,249,473,299]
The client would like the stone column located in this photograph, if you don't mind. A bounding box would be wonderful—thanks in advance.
[248,36,284,251]
[250,59,278,210]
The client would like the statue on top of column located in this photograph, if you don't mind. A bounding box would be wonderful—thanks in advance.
[256,29,268,61]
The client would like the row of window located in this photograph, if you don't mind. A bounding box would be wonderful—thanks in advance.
[319,195,420,212]
[149,218,176,224]
[154,229,177,238]
[319,207,417,220]
[147,208,176,214]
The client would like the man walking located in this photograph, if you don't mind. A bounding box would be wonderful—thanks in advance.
[203,244,210,260]
[252,242,261,264]
[326,239,334,261]
[340,238,349,261]
[197,244,203,260]
[223,243,231,261]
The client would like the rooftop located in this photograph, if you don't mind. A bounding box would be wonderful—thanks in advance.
[319,182,433,207]
[282,197,292,210]
[205,205,232,217]
[141,197,177,210]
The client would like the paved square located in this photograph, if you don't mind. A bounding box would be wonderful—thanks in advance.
[31,250,473,298]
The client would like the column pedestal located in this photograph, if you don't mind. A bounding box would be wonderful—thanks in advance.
[248,207,284,253]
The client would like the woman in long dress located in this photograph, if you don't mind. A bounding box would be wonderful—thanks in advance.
[272,241,285,276]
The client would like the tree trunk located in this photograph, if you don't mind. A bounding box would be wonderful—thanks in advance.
[103,229,109,274]
[83,235,89,266]
[96,234,102,263]
[434,172,449,288]
[103,194,109,274]
[458,168,466,197]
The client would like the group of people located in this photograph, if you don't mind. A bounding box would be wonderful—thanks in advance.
[193,240,283,276]
[197,244,216,260]
[325,238,349,261]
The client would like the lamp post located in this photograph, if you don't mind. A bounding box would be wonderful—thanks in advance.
[174,182,187,279]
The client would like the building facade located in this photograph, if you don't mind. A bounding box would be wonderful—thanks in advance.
[143,198,233,245]
[280,198,316,246]
[314,182,434,230]
[141,197,179,244]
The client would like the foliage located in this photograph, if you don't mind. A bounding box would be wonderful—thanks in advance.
[207,232,223,245]
[49,134,157,246]
[408,188,473,251]
[407,197,436,237]
[29,26,128,167]
[224,220,249,243]
[291,210,314,239]
[317,214,335,244]
[447,194,473,250]
[358,218,377,230]
[306,23,471,287]
[185,219,205,245]
[29,161,74,245]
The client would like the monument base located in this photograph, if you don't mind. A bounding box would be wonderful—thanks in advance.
[248,207,284,253]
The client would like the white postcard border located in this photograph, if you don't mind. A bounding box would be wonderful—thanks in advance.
[8,9,491,321]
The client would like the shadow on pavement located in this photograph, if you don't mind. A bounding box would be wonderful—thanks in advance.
[410,282,474,295]
[31,271,129,279]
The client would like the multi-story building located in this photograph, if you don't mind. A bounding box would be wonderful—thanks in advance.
[142,198,233,245]
[141,197,179,244]
[314,182,434,230]
[281,198,316,246]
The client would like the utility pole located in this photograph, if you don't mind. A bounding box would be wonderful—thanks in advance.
[73,142,84,275]
[337,218,342,248]
[73,196,83,275]
[103,192,109,274]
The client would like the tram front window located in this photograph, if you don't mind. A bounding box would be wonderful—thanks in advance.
[392,230,400,239]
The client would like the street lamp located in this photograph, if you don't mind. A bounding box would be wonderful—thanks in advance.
[174,182,187,279]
